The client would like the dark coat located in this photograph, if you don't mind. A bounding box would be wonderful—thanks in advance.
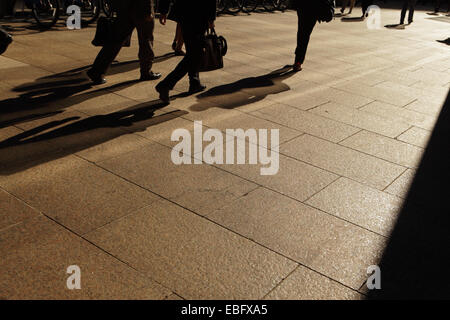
[159,0,216,24]
[111,0,155,18]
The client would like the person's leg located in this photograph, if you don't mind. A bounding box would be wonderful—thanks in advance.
[134,16,158,79]
[89,17,134,82]
[157,23,206,93]
[341,0,349,13]
[349,0,356,13]
[400,0,409,23]
[294,9,317,67]
[408,0,417,23]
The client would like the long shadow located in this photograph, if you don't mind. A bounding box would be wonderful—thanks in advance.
[188,65,296,112]
[368,90,450,299]
[0,54,176,128]
[0,100,185,175]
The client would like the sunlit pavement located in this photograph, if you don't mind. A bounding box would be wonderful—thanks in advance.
[0,5,449,299]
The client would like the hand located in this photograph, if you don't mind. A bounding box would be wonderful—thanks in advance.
[208,20,215,29]
[159,14,167,25]
[145,14,154,22]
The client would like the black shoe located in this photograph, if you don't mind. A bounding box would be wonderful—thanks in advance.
[188,84,206,94]
[140,71,162,81]
[86,69,106,85]
[155,84,170,103]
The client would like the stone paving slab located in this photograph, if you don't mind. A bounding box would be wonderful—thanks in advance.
[0,5,449,299]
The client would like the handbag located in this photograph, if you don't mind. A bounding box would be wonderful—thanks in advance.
[0,27,12,55]
[91,16,131,47]
[316,0,335,23]
[199,28,227,72]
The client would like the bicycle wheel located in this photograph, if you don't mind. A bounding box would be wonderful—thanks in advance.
[227,0,242,14]
[262,0,276,11]
[74,0,100,26]
[274,0,288,11]
[32,0,60,29]
[242,0,258,13]
[102,0,113,17]
[217,0,226,14]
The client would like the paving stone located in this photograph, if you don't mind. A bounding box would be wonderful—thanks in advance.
[97,143,258,216]
[0,188,40,231]
[360,101,437,131]
[265,266,363,300]
[281,134,406,190]
[397,126,432,149]
[306,177,403,236]
[384,169,417,199]
[0,155,159,235]
[0,215,171,299]
[209,187,385,289]
[340,130,424,168]
[251,103,359,143]
[310,102,411,138]
[85,199,297,299]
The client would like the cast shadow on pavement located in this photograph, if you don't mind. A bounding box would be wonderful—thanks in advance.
[187,65,296,112]
[0,100,183,175]
[368,90,450,299]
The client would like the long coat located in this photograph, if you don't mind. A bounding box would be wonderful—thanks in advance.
[158,0,216,24]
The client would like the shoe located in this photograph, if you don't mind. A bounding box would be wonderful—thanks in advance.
[140,71,162,81]
[293,61,302,72]
[155,84,170,103]
[86,69,106,85]
[188,83,206,94]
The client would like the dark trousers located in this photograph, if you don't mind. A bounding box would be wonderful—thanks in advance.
[91,13,155,76]
[158,22,207,90]
[362,0,374,15]
[401,0,417,23]
[295,9,316,65]
[435,0,450,11]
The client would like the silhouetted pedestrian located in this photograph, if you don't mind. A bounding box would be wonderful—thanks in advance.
[400,0,417,24]
[340,0,356,14]
[155,0,217,103]
[292,0,317,72]
[87,0,161,85]
[361,0,374,18]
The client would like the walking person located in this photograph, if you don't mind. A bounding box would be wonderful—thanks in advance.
[87,0,161,85]
[340,0,356,14]
[361,0,374,18]
[293,0,317,72]
[155,0,217,103]
[400,0,417,24]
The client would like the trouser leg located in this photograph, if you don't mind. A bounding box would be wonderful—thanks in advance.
[158,23,206,90]
[409,0,417,22]
[134,17,155,75]
[400,0,408,23]
[90,18,134,76]
[295,9,316,65]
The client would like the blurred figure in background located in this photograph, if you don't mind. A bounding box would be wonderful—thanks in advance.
[340,0,356,14]
[361,0,374,18]
[292,0,317,72]
[400,0,417,25]
[434,0,450,13]
[87,0,161,84]
[156,0,216,103]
